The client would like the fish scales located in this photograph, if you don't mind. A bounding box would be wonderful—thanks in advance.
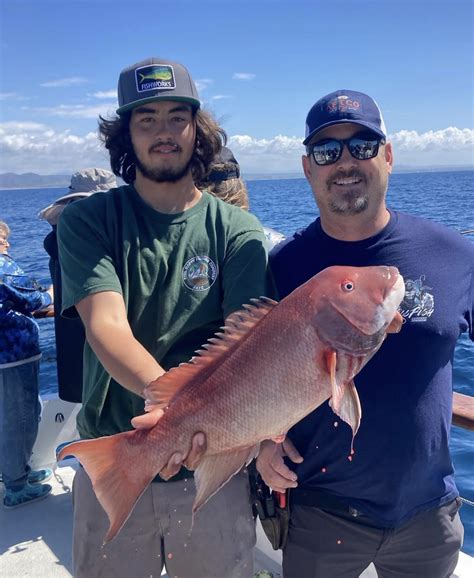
[58,265,405,541]
[146,302,326,453]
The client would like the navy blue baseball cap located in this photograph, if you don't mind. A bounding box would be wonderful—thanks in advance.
[117,57,201,115]
[303,90,387,145]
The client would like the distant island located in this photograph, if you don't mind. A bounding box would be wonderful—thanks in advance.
[0,173,71,189]
[1,166,472,189]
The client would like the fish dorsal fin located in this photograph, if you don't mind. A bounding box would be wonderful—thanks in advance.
[146,297,278,409]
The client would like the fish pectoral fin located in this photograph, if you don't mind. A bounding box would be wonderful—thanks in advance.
[329,379,362,438]
[325,351,362,437]
[325,349,345,412]
[193,444,259,513]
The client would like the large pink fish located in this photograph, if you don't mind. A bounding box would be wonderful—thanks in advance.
[59,265,404,542]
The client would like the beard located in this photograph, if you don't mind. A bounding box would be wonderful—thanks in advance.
[329,191,369,215]
[326,169,370,215]
[135,151,194,184]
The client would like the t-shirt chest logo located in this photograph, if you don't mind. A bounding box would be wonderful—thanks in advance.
[399,275,435,322]
[182,256,218,292]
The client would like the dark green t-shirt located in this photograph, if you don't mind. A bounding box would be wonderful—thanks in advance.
[57,185,272,443]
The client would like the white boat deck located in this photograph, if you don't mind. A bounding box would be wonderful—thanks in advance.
[1,397,473,577]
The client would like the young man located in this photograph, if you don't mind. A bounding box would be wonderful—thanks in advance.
[0,221,54,507]
[57,57,272,578]
[256,90,473,577]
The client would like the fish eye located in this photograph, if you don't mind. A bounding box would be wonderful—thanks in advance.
[342,281,355,292]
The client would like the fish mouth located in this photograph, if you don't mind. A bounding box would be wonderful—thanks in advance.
[372,273,405,334]
[386,310,403,333]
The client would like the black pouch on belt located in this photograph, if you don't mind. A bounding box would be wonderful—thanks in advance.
[248,462,290,550]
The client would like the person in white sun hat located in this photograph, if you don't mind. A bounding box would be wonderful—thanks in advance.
[40,168,117,403]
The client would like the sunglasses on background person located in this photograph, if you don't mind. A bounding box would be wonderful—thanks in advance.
[307,133,386,166]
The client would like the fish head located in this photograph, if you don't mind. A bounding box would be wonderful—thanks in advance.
[307,265,405,354]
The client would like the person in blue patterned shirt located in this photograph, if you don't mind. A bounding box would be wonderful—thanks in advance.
[0,220,55,507]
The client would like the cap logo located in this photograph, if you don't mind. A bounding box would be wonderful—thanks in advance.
[135,64,176,93]
[327,95,361,115]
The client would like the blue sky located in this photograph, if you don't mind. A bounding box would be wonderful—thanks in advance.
[1,0,473,175]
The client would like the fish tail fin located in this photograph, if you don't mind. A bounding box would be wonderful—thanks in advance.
[58,432,158,542]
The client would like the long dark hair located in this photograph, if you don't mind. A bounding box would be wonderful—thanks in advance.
[98,108,227,184]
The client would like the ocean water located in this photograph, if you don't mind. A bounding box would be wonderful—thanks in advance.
[1,169,473,555]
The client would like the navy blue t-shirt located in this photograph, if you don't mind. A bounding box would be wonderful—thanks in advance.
[270,210,474,527]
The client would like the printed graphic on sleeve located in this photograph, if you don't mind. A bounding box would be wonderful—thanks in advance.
[182,256,218,292]
[399,275,435,322]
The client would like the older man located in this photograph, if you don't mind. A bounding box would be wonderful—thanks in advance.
[257,90,473,577]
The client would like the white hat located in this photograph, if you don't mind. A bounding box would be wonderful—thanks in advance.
[68,167,117,193]
[39,168,117,225]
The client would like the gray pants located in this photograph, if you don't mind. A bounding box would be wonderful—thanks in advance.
[72,466,256,578]
[283,499,464,578]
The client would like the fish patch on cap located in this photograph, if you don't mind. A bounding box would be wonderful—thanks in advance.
[135,64,176,93]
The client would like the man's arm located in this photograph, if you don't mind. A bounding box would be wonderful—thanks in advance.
[77,289,205,472]
[76,290,164,397]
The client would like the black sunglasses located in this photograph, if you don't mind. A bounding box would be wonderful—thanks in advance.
[307,133,385,166]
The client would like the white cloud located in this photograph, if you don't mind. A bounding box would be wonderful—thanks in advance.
[21,103,117,119]
[89,90,117,99]
[389,128,474,167]
[40,77,88,88]
[389,127,473,150]
[232,73,256,81]
[229,134,303,173]
[229,128,474,173]
[0,122,109,174]
[52,104,117,118]
[0,122,472,175]
[195,78,213,92]
[0,92,32,102]
[211,94,232,101]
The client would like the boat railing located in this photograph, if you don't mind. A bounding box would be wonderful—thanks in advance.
[453,392,474,431]
[454,230,474,432]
